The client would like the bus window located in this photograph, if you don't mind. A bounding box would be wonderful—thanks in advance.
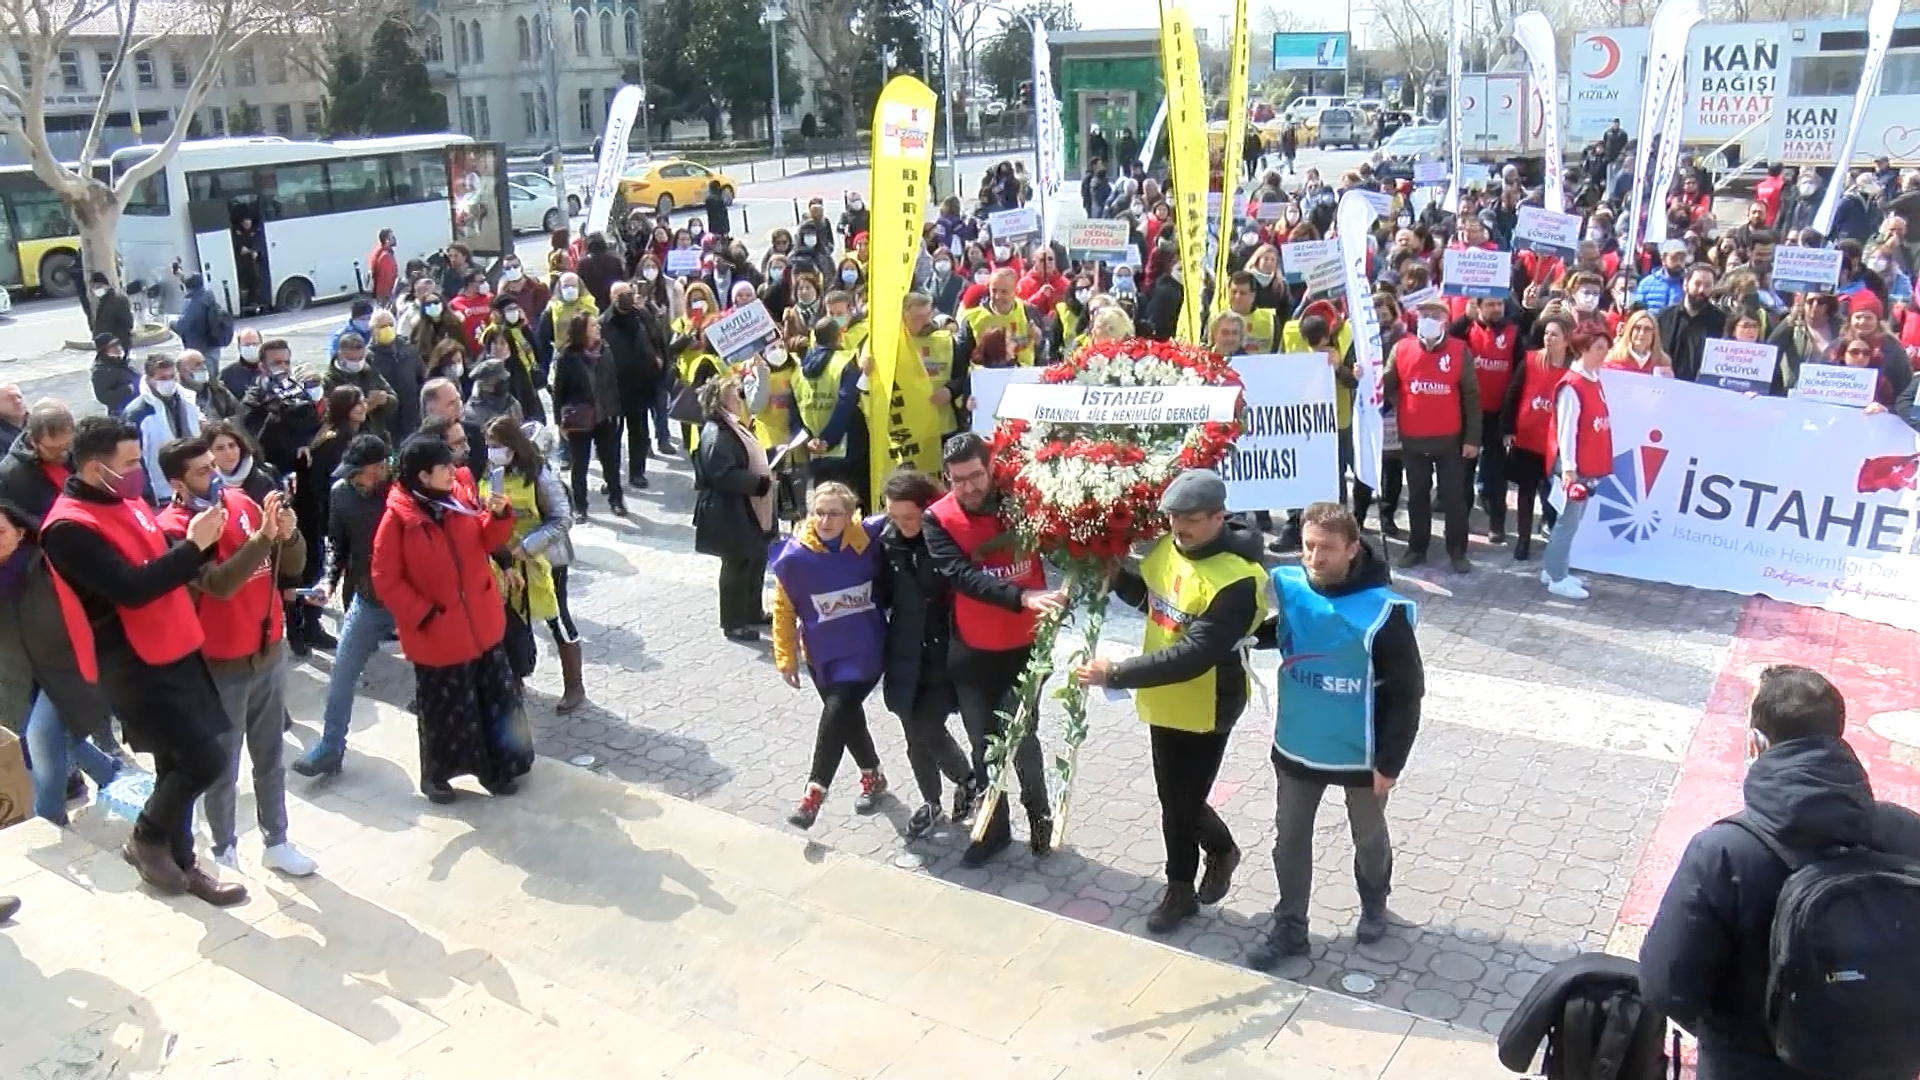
[395,150,450,205]
[10,188,75,242]
[188,168,261,234]
[122,171,169,216]
[328,156,394,211]
[263,162,331,219]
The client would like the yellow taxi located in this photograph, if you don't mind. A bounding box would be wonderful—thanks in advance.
[617,158,737,216]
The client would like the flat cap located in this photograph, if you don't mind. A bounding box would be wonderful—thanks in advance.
[1160,469,1228,515]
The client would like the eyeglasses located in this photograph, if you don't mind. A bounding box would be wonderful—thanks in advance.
[1845,346,1873,356]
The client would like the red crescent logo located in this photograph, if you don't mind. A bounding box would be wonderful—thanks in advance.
[1585,35,1621,79]
[1501,93,1515,109]
[1464,95,1477,111]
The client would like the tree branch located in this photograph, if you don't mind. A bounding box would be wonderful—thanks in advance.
[79,0,139,171]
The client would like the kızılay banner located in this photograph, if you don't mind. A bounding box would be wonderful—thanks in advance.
[1568,373,1920,631]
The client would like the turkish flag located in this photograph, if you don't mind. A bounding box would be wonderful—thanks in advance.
[1857,454,1920,494]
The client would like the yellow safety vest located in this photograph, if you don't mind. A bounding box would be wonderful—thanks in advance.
[1280,318,1355,429]
[1238,307,1277,353]
[478,469,558,624]
[1134,536,1272,734]
[910,327,958,434]
[963,302,1037,366]
[793,348,855,458]
[840,317,870,355]
[1055,303,1083,353]
[752,360,798,450]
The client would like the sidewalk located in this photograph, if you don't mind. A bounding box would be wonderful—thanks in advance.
[0,681,1503,1080]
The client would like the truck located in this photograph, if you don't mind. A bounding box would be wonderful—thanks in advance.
[1455,72,1542,159]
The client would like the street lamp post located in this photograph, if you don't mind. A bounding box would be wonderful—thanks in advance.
[941,0,958,198]
[763,3,786,155]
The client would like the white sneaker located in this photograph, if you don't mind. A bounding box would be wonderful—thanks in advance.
[213,847,240,872]
[1540,569,1586,588]
[262,842,318,877]
[1546,577,1590,600]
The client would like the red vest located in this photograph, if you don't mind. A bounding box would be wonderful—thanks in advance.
[1898,309,1920,371]
[158,488,283,662]
[1549,371,1615,479]
[41,492,205,682]
[1511,352,1563,458]
[926,492,1044,652]
[1393,336,1467,440]
[1464,319,1519,406]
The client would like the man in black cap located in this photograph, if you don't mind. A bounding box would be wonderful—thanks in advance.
[90,333,138,416]
[1075,469,1272,934]
[88,271,135,353]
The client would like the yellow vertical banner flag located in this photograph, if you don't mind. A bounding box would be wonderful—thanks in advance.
[1158,0,1209,345]
[866,76,940,501]
[1209,0,1249,325]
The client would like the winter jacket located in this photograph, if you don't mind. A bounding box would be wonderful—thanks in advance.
[600,305,663,406]
[0,541,114,740]
[692,418,773,562]
[551,346,622,425]
[123,382,202,503]
[370,339,427,435]
[173,285,227,352]
[221,356,264,402]
[1656,300,1728,382]
[321,358,398,438]
[0,439,66,528]
[326,477,388,608]
[1634,271,1685,315]
[1140,275,1184,341]
[878,519,957,719]
[91,353,140,415]
[370,483,515,669]
[1108,520,1267,731]
[89,289,135,352]
[241,374,322,477]
[1639,736,1920,1080]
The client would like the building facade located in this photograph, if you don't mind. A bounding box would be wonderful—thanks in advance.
[419,0,643,151]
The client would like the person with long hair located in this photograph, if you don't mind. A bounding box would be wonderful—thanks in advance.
[1603,309,1675,376]
[292,386,367,656]
[480,416,585,711]
[1541,331,1616,601]
[202,419,283,507]
[692,374,774,641]
[1502,315,1573,561]
[772,481,890,828]
[551,311,626,519]
[1768,291,1842,394]
[372,434,531,802]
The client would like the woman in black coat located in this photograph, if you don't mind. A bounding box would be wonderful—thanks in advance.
[550,310,627,519]
[874,470,976,839]
[692,374,773,642]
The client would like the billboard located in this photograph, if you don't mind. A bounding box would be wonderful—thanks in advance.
[1271,32,1348,72]
[1569,24,1781,148]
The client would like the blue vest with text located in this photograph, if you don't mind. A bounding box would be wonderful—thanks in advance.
[1270,566,1416,773]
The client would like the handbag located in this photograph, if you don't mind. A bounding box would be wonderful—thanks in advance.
[558,403,596,433]
[668,384,706,425]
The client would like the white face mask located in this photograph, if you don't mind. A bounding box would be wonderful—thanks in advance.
[1416,316,1444,342]
[340,358,365,373]
[934,260,952,275]
[505,308,523,325]
[1075,288,1091,303]
[1240,231,1259,246]
[1799,181,1819,196]
[840,269,859,285]
[92,286,108,298]
[447,362,464,379]
[1251,269,1273,286]
[487,446,513,466]
[239,343,260,362]
[766,345,790,365]
[973,270,991,285]
[642,267,659,281]
[184,369,209,387]
[424,303,443,317]
[993,245,1009,260]
[1575,291,1601,311]
[560,286,579,303]
[151,377,179,397]
[502,264,523,281]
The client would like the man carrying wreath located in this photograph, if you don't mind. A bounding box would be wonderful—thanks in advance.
[1075,470,1271,935]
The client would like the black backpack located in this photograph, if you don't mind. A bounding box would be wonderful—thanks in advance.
[208,301,236,348]
[1498,953,1671,1080]
[1727,813,1920,1080]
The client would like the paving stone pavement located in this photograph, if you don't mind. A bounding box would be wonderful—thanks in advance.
[290,452,1747,1035]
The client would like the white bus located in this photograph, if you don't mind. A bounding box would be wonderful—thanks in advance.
[111,133,509,313]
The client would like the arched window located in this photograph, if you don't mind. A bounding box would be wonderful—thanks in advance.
[536,87,550,133]
[623,10,639,54]
[455,20,469,64]
[469,21,484,62]
[531,14,545,58]
[573,10,589,55]
[599,11,614,55]
[423,21,444,63]
[516,16,531,60]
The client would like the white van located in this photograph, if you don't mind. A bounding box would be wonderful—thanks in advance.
[1283,95,1349,121]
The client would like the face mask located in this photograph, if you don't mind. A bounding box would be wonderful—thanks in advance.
[935,260,952,275]
[1251,269,1273,286]
[104,352,125,366]
[487,446,512,466]
[1075,288,1091,303]
[238,344,260,363]
[767,345,790,366]
[101,463,147,502]
[1240,231,1259,246]
[447,362,465,380]
[993,245,1009,260]
[642,267,659,281]
[505,308,523,325]
[150,377,178,397]
[1575,291,1601,311]
[801,235,816,247]
[185,473,224,511]
[840,269,859,285]
[184,369,209,388]
[1114,276,1136,294]
[424,303,443,317]
[502,264,523,281]
[973,271,991,285]
[1586,227,1608,242]
[560,286,579,303]
[92,286,108,298]
[374,326,397,345]
[690,300,709,314]
[797,298,817,313]
[1799,182,1818,196]
[769,267,785,282]
[1416,316,1444,342]
[341,358,365,373]
[306,384,325,401]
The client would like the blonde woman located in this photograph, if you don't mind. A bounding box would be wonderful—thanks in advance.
[1603,309,1674,376]
[770,482,890,828]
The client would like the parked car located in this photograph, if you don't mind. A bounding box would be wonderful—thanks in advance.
[508,183,568,235]
[508,171,582,218]
[1314,107,1371,150]
[616,158,737,217]
[1371,124,1447,183]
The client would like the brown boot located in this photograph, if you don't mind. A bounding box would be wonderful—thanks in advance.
[122,838,188,895]
[184,867,248,907]
[556,640,587,713]
[1146,880,1198,935]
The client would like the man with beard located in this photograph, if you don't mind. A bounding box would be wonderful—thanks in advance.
[923,433,1066,864]
[1074,470,1271,934]
[1247,502,1424,968]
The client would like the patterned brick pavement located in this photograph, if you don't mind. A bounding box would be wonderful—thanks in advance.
[291,451,1769,1035]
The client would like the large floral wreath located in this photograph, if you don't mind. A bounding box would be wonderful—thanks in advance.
[974,338,1245,849]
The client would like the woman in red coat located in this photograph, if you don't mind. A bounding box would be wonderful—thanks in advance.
[372,433,531,802]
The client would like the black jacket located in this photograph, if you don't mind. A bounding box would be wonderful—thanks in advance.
[691,418,772,561]
[878,521,956,719]
[1656,300,1728,383]
[92,354,139,415]
[370,339,427,436]
[552,346,622,422]
[0,439,64,528]
[1140,275,1184,341]
[600,305,663,406]
[326,477,388,608]
[1259,538,1423,786]
[0,542,115,741]
[921,492,1034,684]
[1639,736,1920,1080]
[1107,521,1266,731]
[90,289,135,352]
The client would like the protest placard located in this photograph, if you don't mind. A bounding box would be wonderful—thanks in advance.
[1791,364,1880,408]
[1282,238,1341,285]
[968,367,1044,435]
[665,249,701,276]
[1771,246,1843,294]
[1441,248,1513,299]
[702,299,779,361]
[1357,189,1393,217]
[1698,339,1777,394]
[1064,219,1132,262]
[1513,206,1583,259]
[1413,160,1449,186]
[988,206,1040,243]
[1223,357,1341,510]
[1255,200,1287,221]
[995,383,1242,425]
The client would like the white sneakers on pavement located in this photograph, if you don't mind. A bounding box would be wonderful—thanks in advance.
[1540,569,1586,589]
[1546,576,1591,600]
[262,842,319,877]
[213,847,241,872]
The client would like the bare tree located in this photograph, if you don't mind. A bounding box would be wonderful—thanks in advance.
[1371,0,1448,108]
[1254,4,1325,33]
[0,0,346,289]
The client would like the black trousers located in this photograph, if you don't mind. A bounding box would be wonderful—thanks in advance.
[1506,447,1560,541]
[1464,410,1508,528]
[955,673,1049,812]
[1150,725,1235,884]
[134,733,228,870]
[547,565,579,646]
[618,398,653,481]
[716,554,766,631]
[807,677,880,788]
[1403,447,1468,557]
[1374,453,1405,523]
[900,688,973,804]
[567,422,623,512]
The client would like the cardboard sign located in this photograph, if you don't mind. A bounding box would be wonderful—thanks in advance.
[995,383,1242,425]
[1254,199,1288,221]
[1413,160,1449,186]
[1223,356,1341,511]
[1400,284,1440,308]
[988,206,1039,243]
[1282,238,1340,285]
[1771,246,1843,294]
[1063,219,1132,262]
[702,298,779,361]
[1441,248,1513,299]
[1791,364,1880,408]
[968,366,1044,435]
[665,248,701,276]
[1698,339,1777,394]
[1357,189,1393,217]
[1513,206,1584,259]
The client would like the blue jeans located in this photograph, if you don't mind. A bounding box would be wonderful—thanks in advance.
[24,692,121,824]
[317,595,397,757]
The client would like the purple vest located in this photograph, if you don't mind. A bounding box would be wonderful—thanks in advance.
[771,518,887,683]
